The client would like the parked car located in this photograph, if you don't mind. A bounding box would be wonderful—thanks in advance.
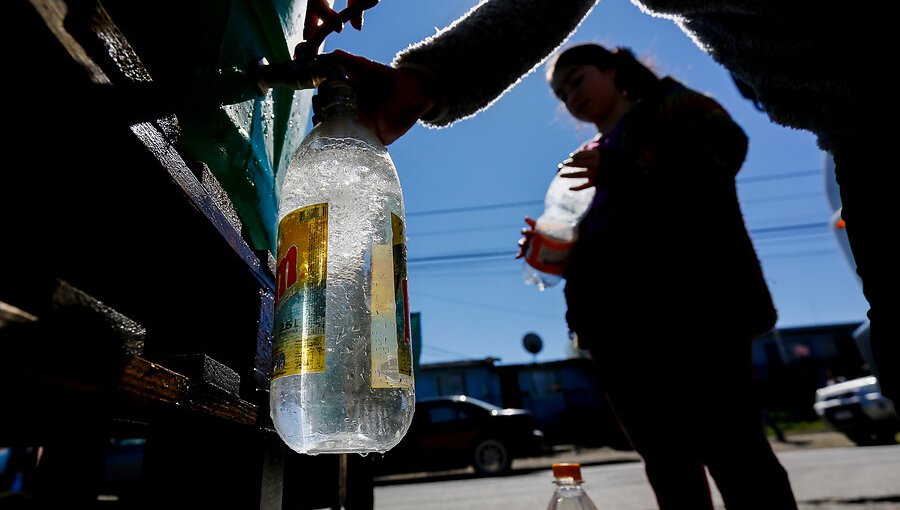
[814,374,899,445]
[374,395,546,476]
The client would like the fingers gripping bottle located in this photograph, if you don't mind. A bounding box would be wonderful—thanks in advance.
[524,170,596,290]
[547,463,600,510]
[271,78,415,455]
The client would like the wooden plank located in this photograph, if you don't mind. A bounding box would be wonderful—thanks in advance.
[160,353,241,395]
[50,279,146,357]
[118,356,189,405]
[130,121,274,291]
[185,391,258,427]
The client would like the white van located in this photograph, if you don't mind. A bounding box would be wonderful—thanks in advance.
[814,373,898,445]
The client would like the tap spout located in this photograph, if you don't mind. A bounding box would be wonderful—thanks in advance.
[254,51,348,94]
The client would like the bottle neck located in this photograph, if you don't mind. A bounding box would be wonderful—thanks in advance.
[314,78,360,125]
[318,101,358,121]
[554,481,587,499]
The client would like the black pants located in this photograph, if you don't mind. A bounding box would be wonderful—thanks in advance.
[833,142,899,404]
[588,327,797,510]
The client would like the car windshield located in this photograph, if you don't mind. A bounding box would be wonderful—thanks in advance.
[458,395,504,412]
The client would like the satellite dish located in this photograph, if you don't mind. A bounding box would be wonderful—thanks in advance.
[523,332,543,355]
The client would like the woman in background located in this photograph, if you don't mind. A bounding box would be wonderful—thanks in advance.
[535,43,797,509]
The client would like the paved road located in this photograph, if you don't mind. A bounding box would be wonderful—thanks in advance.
[373,435,900,509]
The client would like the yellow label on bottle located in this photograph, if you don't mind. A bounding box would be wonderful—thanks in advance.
[371,212,413,388]
[272,203,328,378]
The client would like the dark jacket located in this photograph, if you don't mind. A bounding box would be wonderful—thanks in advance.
[563,78,776,344]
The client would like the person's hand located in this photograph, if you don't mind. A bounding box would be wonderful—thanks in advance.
[304,0,341,42]
[304,0,378,42]
[515,216,537,259]
[559,140,600,190]
[344,0,379,31]
[316,50,437,145]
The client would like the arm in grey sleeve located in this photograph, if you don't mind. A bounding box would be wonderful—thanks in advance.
[393,0,599,127]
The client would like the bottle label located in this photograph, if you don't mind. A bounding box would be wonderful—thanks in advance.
[271,203,328,379]
[524,232,573,275]
[370,212,413,388]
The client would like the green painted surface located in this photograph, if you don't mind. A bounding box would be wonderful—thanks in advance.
[175,0,313,253]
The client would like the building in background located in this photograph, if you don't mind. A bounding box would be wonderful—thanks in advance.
[415,321,866,445]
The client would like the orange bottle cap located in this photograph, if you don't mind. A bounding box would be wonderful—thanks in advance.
[552,463,582,480]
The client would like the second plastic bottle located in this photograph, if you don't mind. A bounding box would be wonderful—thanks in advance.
[270,78,415,455]
[547,463,600,510]
[524,167,596,291]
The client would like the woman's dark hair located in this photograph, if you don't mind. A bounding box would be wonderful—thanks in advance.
[547,44,659,102]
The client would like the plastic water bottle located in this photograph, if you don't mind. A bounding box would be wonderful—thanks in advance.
[270,78,415,455]
[547,463,600,510]
[524,168,596,290]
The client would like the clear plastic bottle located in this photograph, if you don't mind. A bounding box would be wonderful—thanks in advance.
[547,463,600,510]
[524,169,596,291]
[270,78,415,455]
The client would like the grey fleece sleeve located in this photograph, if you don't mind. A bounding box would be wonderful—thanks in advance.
[393,0,599,127]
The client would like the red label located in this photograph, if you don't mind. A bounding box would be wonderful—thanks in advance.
[525,233,573,275]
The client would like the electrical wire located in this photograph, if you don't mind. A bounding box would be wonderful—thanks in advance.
[413,292,561,320]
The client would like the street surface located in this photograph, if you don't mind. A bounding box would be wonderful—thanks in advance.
[373,440,900,509]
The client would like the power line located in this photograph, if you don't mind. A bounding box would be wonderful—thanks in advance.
[413,271,519,279]
[737,169,820,183]
[409,250,514,264]
[409,259,516,273]
[414,292,560,320]
[409,223,518,238]
[408,221,830,266]
[421,344,477,360]
[407,200,542,217]
[408,210,823,241]
[752,222,828,235]
[403,169,824,218]
[410,261,517,274]
[409,258,514,269]
[761,249,837,259]
[754,232,832,245]
[741,192,821,205]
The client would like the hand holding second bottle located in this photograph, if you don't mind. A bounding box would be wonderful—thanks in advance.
[516,216,537,259]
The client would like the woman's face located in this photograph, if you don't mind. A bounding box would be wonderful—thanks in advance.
[551,64,621,125]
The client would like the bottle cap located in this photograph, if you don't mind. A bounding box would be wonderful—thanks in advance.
[552,463,582,480]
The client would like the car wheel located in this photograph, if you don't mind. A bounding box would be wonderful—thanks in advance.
[844,430,896,446]
[472,438,511,476]
[845,431,876,446]
[871,430,899,445]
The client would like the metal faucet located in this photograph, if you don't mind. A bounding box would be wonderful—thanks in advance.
[253,51,340,94]
[254,0,379,93]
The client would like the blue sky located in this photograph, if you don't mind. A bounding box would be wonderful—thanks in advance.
[326,0,870,365]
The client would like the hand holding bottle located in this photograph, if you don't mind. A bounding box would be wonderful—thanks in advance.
[522,143,598,291]
[515,216,537,260]
[517,137,601,262]
[522,188,591,290]
[559,140,601,190]
[315,50,438,145]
